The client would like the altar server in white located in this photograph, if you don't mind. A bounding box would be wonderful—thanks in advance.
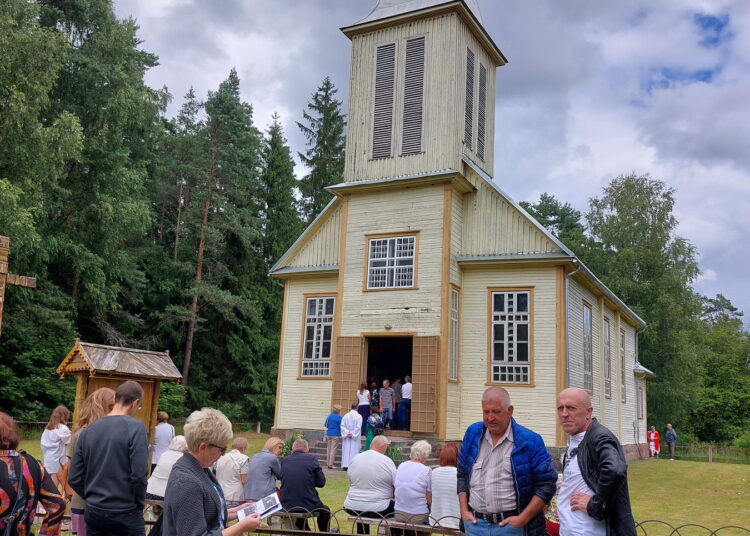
[340,403,363,470]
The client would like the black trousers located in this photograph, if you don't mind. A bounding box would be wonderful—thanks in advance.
[346,501,395,534]
[85,504,145,536]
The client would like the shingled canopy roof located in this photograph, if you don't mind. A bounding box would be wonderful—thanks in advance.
[57,339,182,381]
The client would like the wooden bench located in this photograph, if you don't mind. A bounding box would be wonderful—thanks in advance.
[345,516,462,536]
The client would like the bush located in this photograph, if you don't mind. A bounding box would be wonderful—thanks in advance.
[385,444,403,465]
[158,382,188,419]
[282,433,303,456]
[733,429,750,449]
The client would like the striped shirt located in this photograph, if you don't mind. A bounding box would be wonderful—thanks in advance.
[468,426,517,513]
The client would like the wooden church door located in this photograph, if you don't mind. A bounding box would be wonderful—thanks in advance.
[331,336,363,410]
[411,336,438,433]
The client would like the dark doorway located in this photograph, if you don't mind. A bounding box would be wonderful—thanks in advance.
[366,336,413,386]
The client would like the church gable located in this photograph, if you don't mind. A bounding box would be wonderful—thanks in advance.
[271,201,341,274]
[461,180,564,257]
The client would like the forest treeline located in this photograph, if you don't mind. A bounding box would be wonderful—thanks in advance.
[1,0,747,444]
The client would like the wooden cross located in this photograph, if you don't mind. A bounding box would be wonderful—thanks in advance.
[0,235,37,337]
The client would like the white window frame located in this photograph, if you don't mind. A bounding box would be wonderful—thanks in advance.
[490,289,531,385]
[366,234,417,290]
[301,296,335,377]
[604,317,612,398]
[583,303,593,392]
[449,287,460,381]
[620,329,627,403]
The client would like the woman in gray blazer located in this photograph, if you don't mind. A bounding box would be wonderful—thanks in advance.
[244,437,283,500]
[163,408,261,536]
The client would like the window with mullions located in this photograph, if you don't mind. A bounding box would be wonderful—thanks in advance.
[301,296,335,377]
[491,291,530,384]
[449,288,459,381]
[620,329,627,402]
[583,304,593,392]
[367,235,416,289]
[604,318,612,398]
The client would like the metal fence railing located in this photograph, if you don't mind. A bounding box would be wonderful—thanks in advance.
[673,444,750,464]
[35,508,750,535]
[16,420,274,440]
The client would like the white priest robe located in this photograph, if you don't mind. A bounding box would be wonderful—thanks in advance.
[340,409,363,469]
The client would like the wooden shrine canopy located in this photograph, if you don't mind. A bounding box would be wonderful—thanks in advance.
[57,340,182,381]
[57,340,181,442]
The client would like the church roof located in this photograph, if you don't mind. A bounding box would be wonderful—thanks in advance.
[355,0,483,25]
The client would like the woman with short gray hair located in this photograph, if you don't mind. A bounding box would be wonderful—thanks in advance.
[147,435,188,500]
[163,408,261,536]
[394,440,433,525]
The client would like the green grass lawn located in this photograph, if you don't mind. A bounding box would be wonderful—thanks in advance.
[21,434,749,532]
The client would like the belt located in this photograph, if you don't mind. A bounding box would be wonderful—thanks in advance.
[473,510,519,524]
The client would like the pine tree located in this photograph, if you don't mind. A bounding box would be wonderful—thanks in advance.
[262,114,303,263]
[296,76,346,222]
[180,69,263,386]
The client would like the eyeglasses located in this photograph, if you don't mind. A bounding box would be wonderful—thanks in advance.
[209,443,228,455]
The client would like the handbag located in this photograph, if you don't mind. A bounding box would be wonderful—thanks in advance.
[56,454,74,500]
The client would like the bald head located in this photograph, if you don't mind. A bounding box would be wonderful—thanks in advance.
[557,388,593,435]
[482,387,511,408]
[371,435,390,454]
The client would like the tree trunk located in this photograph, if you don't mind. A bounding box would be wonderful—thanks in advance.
[181,197,208,386]
[173,181,184,261]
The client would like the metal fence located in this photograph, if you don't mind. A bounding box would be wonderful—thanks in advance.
[36,508,750,535]
[16,420,274,439]
[674,444,750,464]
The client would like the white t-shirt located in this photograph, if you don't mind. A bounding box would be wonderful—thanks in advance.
[215,449,249,502]
[401,383,412,400]
[394,460,432,514]
[344,449,396,512]
[356,390,370,406]
[40,424,71,473]
[430,466,460,529]
[558,432,606,536]
[153,422,175,465]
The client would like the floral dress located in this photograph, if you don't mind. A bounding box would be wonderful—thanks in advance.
[1,449,65,536]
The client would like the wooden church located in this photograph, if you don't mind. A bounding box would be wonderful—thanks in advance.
[270,0,651,451]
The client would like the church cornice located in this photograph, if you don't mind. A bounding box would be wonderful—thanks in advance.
[327,169,475,195]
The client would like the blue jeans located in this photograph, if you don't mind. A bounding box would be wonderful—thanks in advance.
[84,505,145,536]
[464,517,524,536]
[382,407,393,428]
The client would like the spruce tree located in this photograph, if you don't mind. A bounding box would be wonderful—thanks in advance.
[296,76,346,223]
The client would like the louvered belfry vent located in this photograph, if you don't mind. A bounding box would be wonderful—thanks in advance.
[372,42,396,159]
[464,48,475,149]
[401,36,426,155]
[477,63,487,160]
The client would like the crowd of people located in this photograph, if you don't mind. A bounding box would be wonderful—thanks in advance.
[1,379,644,536]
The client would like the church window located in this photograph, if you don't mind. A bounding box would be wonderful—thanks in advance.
[490,289,531,384]
[583,303,593,392]
[604,317,612,398]
[401,36,426,155]
[449,287,460,381]
[366,234,417,289]
[620,329,627,402]
[372,42,396,159]
[301,296,335,377]
[464,48,475,149]
[477,63,487,160]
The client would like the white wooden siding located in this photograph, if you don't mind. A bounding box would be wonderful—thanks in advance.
[446,381,462,439]
[620,322,638,443]
[284,206,341,268]
[340,185,444,335]
[462,180,562,255]
[459,267,559,445]
[276,277,338,429]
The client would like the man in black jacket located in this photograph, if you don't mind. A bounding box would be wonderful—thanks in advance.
[279,438,331,531]
[556,388,636,536]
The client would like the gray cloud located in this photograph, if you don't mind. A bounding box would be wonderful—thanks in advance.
[113,0,750,324]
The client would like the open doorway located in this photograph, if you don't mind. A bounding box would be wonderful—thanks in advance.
[366,336,412,431]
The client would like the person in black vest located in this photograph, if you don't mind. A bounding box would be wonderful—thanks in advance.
[279,438,331,531]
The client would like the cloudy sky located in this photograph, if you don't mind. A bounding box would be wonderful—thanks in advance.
[113,0,750,327]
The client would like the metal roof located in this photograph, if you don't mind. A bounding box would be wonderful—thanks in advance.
[355,0,483,25]
[633,362,656,378]
[57,340,182,381]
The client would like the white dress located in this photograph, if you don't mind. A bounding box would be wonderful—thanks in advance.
[40,424,71,473]
[340,410,363,468]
